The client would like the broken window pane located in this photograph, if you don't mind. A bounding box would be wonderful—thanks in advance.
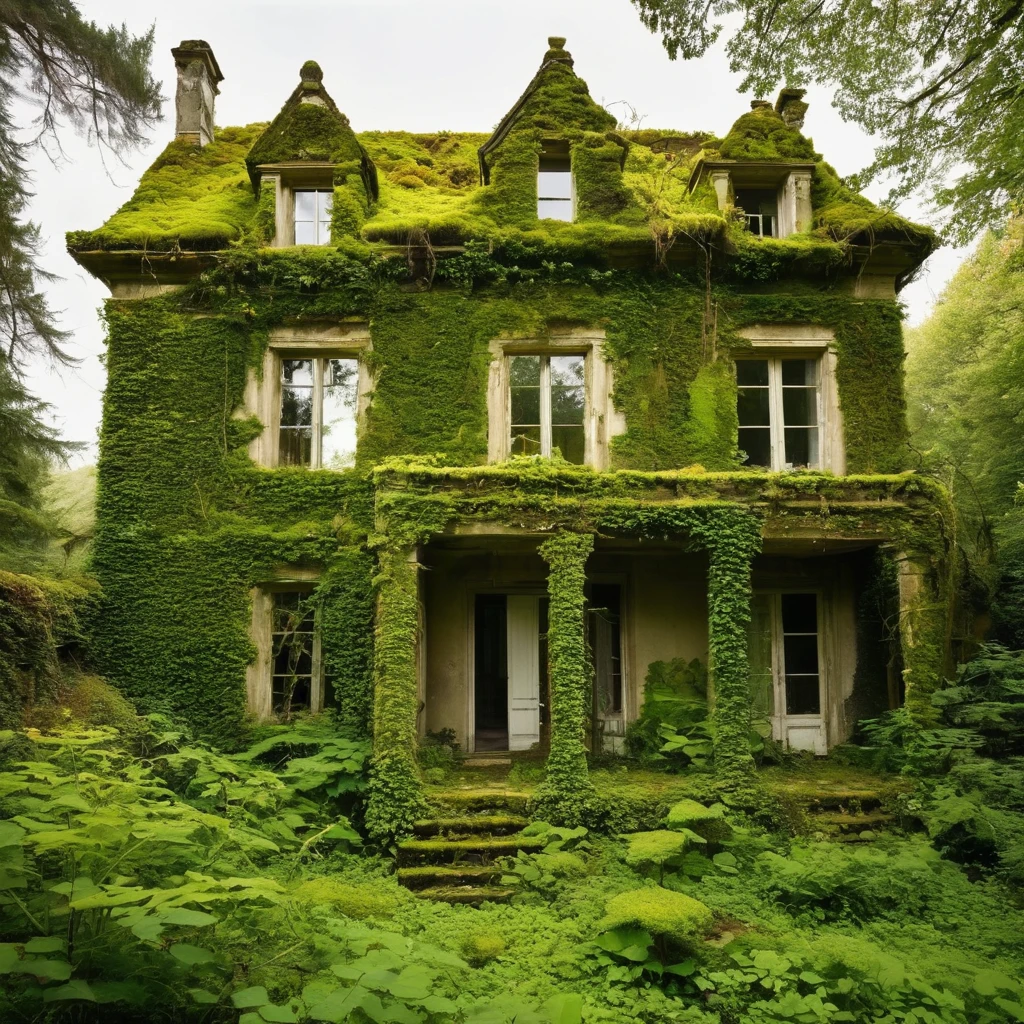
[271,591,315,716]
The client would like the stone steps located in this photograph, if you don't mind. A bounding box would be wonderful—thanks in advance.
[414,885,516,904]
[397,835,543,866]
[412,814,530,838]
[424,789,532,814]
[397,865,505,890]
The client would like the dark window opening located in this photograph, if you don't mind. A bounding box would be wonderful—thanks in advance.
[781,592,820,715]
[735,188,778,238]
[272,590,315,716]
[474,594,508,750]
[589,584,623,714]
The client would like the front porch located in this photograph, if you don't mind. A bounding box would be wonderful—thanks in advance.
[365,461,952,838]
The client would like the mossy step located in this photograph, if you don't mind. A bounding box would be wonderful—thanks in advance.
[397,865,504,890]
[412,815,529,837]
[811,811,895,834]
[414,885,516,905]
[425,789,532,813]
[800,792,885,812]
[396,835,544,866]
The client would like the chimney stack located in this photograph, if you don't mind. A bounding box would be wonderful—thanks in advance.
[171,40,223,147]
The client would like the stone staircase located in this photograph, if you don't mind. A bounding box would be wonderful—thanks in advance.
[396,790,538,904]
[800,789,897,842]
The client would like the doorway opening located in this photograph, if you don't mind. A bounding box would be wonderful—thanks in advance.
[474,594,508,751]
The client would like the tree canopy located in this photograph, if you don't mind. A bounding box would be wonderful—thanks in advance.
[0,1,160,555]
[630,0,1024,243]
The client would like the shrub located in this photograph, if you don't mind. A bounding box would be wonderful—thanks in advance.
[463,932,506,965]
[601,887,713,945]
[623,831,690,882]
[665,799,732,843]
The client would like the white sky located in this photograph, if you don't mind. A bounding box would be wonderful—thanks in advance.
[19,0,969,465]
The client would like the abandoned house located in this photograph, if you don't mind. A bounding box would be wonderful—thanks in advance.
[69,37,949,833]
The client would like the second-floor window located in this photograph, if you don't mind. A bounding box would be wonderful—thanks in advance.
[538,142,573,221]
[509,353,585,463]
[294,189,333,245]
[279,356,358,468]
[736,356,821,470]
[735,188,778,238]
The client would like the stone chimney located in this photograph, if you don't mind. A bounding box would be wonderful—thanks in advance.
[171,40,223,147]
[775,88,808,130]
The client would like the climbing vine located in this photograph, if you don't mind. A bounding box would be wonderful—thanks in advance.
[535,532,599,826]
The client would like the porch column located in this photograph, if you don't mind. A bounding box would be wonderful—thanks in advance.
[537,531,597,825]
[897,551,949,727]
[706,514,761,785]
[366,544,425,840]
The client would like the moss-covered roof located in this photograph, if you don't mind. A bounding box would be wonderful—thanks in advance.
[66,43,936,271]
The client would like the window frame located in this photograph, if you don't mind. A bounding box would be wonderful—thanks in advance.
[487,332,623,469]
[733,326,845,474]
[537,140,575,222]
[292,188,334,246]
[245,324,372,470]
[278,354,360,469]
[508,352,587,461]
[736,354,823,471]
[751,588,827,752]
[247,578,325,720]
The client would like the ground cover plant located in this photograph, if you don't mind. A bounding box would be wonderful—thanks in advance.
[2,656,1024,1024]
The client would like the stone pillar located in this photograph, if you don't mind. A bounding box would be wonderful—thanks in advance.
[706,513,761,784]
[365,545,425,840]
[897,552,948,727]
[537,532,597,825]
[171,40,223,147]
[710,170,731,212]
[791,170,813,234]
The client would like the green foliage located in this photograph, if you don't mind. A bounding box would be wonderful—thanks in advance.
[533,533,600,826]
[665,799,732,844]
[600,887,713,945]
[625,657,708,761]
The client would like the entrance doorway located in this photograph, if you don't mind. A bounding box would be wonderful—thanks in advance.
[473,594,547,752]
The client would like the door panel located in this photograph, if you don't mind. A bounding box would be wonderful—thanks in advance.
[507,595,541,751]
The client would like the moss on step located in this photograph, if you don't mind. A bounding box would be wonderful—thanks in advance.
[412,815,530,837]
[425,790,533,813]
[397,836,545,865]
[810,811,895,832]
[397,865,503,889]
[414,886,516,904]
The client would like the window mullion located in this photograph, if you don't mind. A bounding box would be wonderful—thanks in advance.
[772,593,785,727]
[540,357,552,456]
[312,357,323,469]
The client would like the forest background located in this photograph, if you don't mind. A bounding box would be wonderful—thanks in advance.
[2,2,1024,1023]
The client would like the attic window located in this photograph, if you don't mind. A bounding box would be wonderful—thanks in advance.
[735,188,778,238]
[294,189,333,245]
[538,141,573,221]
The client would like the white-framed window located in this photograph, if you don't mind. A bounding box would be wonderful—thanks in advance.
[294,189,333,245]
[749,590,824,725]
[279,356,358,468]
[736,356,821,470]
[509,353,585,463]
[538,141,573,221]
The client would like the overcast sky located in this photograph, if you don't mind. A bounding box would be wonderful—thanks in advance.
[20,0,969,465]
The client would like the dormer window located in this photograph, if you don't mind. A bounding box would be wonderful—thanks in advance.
[538,141,573,221]
[736,189,778,238]
[294,190,333,245]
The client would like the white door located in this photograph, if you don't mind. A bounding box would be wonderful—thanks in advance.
[506,595,541,751]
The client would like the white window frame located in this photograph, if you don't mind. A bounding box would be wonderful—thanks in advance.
[243,324,373,470]
[734,326,845,474]
[754,589,827,754]
[292,189,334,246]
[246,576,324,720]
[510,353,586,460]
[736,355,822,471]
[278,354,359,469]
[537,143,575,222]
[486,332,624,469]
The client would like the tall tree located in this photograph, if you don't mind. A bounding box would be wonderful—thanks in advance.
[0,1,160,550]
[630,0,1024,243]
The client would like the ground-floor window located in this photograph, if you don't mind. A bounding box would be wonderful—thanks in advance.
[748,591,824,751]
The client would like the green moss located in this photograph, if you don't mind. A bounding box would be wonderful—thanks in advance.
[290,876,400,919]
[66,125,263,252]
[665,799,732,843]
[715,105,818,162]
[462,932,506,965]
[623,830,690,868]
[601,886,714,944]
